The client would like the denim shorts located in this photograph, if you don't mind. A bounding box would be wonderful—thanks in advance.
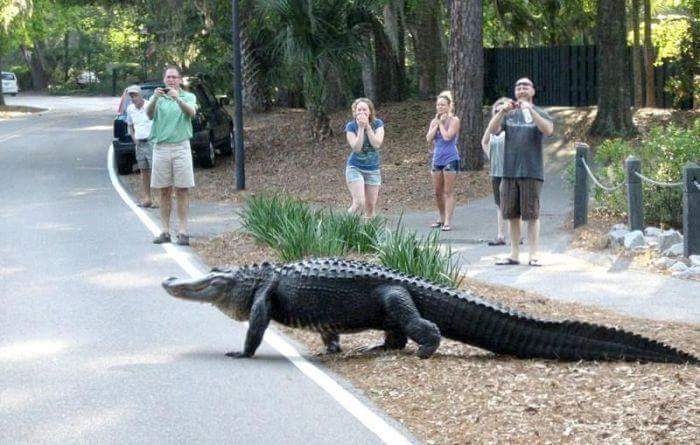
[345,165,381,186]
[431,159,460,173]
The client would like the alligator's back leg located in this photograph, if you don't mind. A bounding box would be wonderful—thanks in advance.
[356,330,408,354]
[320,332,341,354]
[375,285,441,359]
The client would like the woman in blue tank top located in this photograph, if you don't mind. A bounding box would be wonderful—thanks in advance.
[344,98,385,218]
[425,91,460,231]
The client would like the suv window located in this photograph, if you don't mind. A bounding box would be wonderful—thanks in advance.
[1,73,15,80]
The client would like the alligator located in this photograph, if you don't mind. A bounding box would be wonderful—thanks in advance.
[162,258,698,363]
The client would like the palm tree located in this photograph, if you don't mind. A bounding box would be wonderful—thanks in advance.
[258,0,364,141]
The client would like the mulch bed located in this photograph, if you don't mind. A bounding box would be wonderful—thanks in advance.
[191,232,700,445]
[0,104,45,118]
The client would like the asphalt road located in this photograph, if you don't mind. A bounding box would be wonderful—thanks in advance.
[0,95,413,444]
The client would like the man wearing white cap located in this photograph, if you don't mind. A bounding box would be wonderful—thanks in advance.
[125,85,156,208]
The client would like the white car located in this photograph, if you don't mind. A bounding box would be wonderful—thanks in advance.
[76,71,99,86]
[1,71,19,95]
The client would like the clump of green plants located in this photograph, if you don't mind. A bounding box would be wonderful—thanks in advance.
[580,121,700,227]
[239,195,463,287]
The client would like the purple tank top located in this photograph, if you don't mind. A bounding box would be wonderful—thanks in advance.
[432,119,460,166]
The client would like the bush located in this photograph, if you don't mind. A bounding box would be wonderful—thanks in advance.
[590,121,700,227]
[239,195,462,287]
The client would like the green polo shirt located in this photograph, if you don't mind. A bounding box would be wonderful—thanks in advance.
[149,90,198,144]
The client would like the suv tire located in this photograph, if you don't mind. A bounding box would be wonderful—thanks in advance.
[116,152,133,175]
[198,137,216,168]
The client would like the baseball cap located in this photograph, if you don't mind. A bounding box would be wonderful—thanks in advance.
[125,85,142,95]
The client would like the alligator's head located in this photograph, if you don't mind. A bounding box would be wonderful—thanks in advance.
[162,269,237,303]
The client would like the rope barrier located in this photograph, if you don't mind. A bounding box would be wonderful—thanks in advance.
[633,171,683,188]
[579,157,625,192]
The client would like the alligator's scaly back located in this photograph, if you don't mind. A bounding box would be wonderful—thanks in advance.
[290,258,698,364]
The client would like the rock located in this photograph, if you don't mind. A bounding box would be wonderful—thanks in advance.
[608,229,629,247]
[669,262,688,273]
[612,223,627,231]
[644,227,663,237]
[658,230,683,252]
[644,237,658,248]
[623,230,645,249]
[653,257,676,269]
[664,243,684,257]
[683,266,700,278]
[689,255,700,267]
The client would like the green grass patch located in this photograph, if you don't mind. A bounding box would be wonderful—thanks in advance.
[239,194,463,287]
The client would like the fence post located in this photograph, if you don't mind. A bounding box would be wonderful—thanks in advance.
[573,142,589,228]
[683,162,700,257]
[625,155,643,231]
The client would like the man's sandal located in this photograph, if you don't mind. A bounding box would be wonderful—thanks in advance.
[487,238,506,246]
[430,221,443,229]
[441,225,452,232]
[528,259,542,267]
[495,258,520,266]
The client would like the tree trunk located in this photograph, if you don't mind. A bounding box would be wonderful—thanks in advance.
[383,0,407,99]
[589,0,636,137]
[448,0,483,171]
[240,30,269,112]
[359,34,377,103]
[643,0,655,107]
[411,0,443,98]
[20,44,49,91]
[374,26,401,103]
[631,0,643,108]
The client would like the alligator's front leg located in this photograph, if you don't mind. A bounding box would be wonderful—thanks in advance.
[226,277,278,358]
[320,332,341,354]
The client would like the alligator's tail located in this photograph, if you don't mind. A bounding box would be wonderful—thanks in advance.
[440,301,698,364]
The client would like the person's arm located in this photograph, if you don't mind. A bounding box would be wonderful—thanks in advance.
[481,127,492,159]
[346,125,365,152]
[524,104,554,136]
[426,118,439,142]
[128,123,136,142]
[438,116,460,140]
[486,106,509,135]
[365,124,384,148]
[146,92,160,119]
[169,90,196,118]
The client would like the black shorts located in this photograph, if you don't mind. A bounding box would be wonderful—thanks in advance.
[491,177,502,207]
[499,178,543,220]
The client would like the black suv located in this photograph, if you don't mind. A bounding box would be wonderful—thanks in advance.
[113,77,233,175]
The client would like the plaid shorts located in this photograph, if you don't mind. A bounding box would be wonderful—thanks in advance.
[499,178,543,220]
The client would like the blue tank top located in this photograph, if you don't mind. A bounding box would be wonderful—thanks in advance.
[432,118,460,166]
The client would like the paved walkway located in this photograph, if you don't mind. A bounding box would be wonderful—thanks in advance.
[128,108,700,325]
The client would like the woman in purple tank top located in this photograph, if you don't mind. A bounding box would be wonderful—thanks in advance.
[425,91,461,231]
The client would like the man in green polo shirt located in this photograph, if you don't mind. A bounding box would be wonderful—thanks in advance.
[146,65,198,246]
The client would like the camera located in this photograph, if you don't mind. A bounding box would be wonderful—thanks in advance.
[161,87,170,94]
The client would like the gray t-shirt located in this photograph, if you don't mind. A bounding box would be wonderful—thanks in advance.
[488,132,505,178]
[500,106,552,181]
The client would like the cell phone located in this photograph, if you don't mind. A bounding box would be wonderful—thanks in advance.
[161,88,170,94]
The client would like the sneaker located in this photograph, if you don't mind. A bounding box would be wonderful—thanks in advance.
[153,232,171,244]
[176,233,190,246]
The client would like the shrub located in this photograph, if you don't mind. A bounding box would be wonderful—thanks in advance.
[239,195,463,287]
[589,121,700,227]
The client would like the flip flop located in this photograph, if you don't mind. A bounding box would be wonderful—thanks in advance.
[495,258,520,266]
[528,259,542,267]
[137,202,153,208]
[487,238,506,246]
[441,225,452,232]
[430,221,443,228]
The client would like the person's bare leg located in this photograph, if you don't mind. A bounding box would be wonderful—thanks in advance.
[508,218,521,261]
[496,206,506,241]
[347,180,366,215]
[432,172,445,224]
[442,172,457,227]
[158,187,172,233]
[527,218,540,263]
[141,169,152,204]
[175,187,189,234]
[364,184,380,218]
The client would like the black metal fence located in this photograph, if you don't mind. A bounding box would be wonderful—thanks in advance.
[484,45,689,108]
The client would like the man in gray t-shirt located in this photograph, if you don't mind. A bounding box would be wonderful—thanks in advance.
[486,77,554,266]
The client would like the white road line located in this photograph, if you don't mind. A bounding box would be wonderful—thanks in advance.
[106,144,413,445]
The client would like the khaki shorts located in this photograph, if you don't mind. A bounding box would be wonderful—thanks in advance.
[151,140,195,189]
[499,178,543,220]
[135,139,153,170]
